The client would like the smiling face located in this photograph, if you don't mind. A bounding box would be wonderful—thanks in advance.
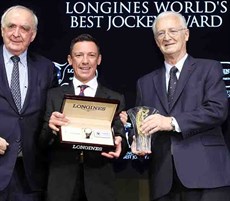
[1,7,37,56]
[154,13,189,62]
[67,41,102,83]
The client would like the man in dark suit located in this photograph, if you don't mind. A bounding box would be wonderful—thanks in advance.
[39,33,127,201]
[120,11,230,201]
[0,5,57,201]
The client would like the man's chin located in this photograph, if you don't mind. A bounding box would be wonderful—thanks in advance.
[8,46,23,55]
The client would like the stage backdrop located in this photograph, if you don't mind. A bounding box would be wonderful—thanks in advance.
[1,1,230,201]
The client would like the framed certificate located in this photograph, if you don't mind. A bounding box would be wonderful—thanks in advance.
[60,94,120,151]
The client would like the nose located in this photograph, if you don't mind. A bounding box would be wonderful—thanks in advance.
[163,31,171,40]
[82,55,89,64]
[13,27,20,37]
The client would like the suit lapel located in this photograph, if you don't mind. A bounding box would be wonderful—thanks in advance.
[169,55,196,111]
[153,67,169,112]
[0,47,19,112]
[95,83,110,98]
[63,82,75,95]
[20,55,37,113]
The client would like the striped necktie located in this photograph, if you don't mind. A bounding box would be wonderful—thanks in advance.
[78,85,89,96]
[10,55,21,112]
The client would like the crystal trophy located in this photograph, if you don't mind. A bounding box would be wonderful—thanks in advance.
[127,106,158,152]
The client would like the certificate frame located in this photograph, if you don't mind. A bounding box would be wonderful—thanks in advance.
[60,94,120,151]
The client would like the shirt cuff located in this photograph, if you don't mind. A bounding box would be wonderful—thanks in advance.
[172,117,181,132]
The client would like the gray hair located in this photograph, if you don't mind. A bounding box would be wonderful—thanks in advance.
[152,11,187,36]
[1,5,38,31]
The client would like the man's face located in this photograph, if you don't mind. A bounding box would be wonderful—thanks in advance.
[1,8,36,56]
[68,41,101,83]
[154,14,189,58]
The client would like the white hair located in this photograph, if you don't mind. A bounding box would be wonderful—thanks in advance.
[152,11,187,36]
[1,5,38,31]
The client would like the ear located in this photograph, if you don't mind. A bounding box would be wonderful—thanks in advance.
[185,29,190,42]
[1,27,3,37]
[30,31,37,42]
[97,54,102,65]
[67,54,72,65]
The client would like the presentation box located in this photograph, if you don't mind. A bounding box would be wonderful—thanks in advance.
[60,94,119,151]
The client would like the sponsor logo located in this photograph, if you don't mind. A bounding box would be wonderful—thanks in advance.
[72,144,103,151]
[53,62,74,86]
[123,151,149,160]
[221,61,230,98]
[73,104,106,111]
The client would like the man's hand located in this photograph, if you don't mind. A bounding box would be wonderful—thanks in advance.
[119,111,128,126]
[49,111,69,133]
[101,136,122,159]
[0,137,9,155]
[140,114,172,135]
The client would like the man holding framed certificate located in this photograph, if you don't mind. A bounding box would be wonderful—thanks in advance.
[39,34,127,201]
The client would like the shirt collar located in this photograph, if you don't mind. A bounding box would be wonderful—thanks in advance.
[165,53,188,75]
[3,45,27,67]
[73,76,98,91]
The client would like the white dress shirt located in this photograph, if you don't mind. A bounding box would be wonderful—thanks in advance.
[3,45,28,108]
[72,76,98,97]
[164,54,188,132]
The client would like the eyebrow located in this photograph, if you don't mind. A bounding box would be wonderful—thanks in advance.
[6,22,32,30]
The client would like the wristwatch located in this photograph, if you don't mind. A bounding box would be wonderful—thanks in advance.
[170,117,176,131]
[84,128,92,139]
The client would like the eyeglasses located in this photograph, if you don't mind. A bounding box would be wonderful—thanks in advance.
[155,28,187,39]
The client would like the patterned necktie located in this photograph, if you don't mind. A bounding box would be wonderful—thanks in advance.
[168,66,178,107]
[10,56,21,112]
[78,85,89,162]
[78,85,89,96]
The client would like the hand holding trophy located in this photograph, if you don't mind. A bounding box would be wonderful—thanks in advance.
[127,106,158,155]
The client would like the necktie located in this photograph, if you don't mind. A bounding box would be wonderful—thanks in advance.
[11,56,23,155]
[168,66,178,106]
[78,85,88,96]
[10,56,21,112]
[78,84,89,163]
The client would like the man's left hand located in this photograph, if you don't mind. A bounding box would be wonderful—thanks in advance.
[101,136,122,159]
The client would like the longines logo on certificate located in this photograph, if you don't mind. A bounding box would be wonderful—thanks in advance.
[60,95,119,151]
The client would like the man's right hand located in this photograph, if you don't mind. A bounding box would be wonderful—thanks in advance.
[49,111,69,133]
[119,111,128,125]
[0,137,9,155]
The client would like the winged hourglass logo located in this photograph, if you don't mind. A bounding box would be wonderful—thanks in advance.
[53,62,74,86]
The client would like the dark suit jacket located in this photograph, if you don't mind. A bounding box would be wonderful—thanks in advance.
[0,45,57,191]
[39,82,127,201]
[135,55,230,200]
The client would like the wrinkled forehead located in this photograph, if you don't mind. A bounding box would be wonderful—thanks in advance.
[4,8,35,29]
[156,14,183,30]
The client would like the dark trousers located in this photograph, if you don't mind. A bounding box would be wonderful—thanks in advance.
[155,158,230,201]
[0,158,44,201]
[70,163,88,201]
[155,185,230,201]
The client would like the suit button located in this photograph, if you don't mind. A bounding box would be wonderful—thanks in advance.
[19,117,23,120]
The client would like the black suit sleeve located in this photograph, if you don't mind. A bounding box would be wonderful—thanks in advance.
[112,94,129,158]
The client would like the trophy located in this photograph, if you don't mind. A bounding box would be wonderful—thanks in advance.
[127,106,158,152]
